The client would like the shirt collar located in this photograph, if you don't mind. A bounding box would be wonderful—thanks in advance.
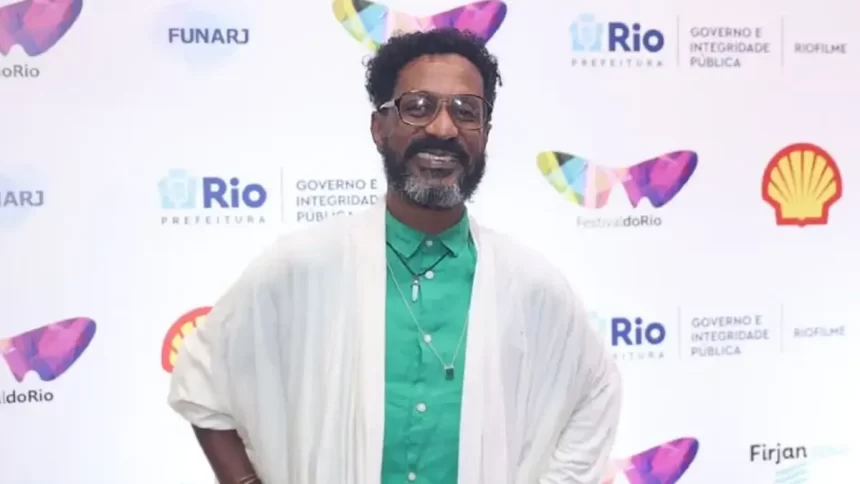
[385,209,471,258]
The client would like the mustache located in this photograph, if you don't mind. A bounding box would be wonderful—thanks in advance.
[404,137,469,162]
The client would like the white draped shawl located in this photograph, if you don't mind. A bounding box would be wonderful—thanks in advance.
[168,202,621,484]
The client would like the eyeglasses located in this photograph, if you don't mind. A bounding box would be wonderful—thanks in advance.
[379,91,491,130]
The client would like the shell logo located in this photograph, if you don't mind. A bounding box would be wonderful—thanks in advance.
[762,143,842,227]
[161,306,212,373]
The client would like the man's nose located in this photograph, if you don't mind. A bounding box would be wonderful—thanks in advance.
[423,106,459,139]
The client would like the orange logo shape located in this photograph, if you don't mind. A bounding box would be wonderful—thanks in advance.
[762,143,842,226]
[161,306,212,373]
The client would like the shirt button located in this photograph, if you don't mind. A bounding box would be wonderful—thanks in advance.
[424,240,433,247]
[407,472,417,481]
[424,270,435,279]
[423,334,432,343]
[416,402,427,413]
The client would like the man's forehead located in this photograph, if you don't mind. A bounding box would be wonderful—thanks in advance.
[394,54,483,96]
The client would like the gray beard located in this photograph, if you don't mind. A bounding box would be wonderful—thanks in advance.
[382,146,485,211]
[399,174,465,210]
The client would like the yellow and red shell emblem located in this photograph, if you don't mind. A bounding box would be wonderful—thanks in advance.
[762,143,842,226]
[161,306,212,373]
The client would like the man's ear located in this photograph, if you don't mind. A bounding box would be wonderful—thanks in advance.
[370,111,385,154]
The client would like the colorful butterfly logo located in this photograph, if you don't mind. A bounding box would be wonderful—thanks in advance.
[602,437,699,484]
[1,318,96,382]
[333,0,507,51]
[537,150,698,209]
[0,0,83,56]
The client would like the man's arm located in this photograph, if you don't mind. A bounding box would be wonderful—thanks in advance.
[168,278,262,484]
[539,293,623,484]
[192,427,260,484]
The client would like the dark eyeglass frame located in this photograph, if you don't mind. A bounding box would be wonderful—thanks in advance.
[378,90,492,131]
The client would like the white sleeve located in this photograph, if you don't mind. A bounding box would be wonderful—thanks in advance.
[167,281,248,430]
[539,293,623,484]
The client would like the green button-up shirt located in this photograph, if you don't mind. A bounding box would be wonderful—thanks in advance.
[381,209,477,484]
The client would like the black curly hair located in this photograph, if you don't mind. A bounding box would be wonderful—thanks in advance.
[364,28,502,119]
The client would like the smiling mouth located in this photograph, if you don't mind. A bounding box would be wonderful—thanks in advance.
[409,152,463,180]
[413,150,462,167]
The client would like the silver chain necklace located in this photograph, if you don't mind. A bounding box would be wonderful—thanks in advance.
[386,262,469,380]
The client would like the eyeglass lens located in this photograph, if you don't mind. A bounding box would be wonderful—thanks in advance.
[398,92,487,129]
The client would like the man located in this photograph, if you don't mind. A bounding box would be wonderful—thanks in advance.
[168,28,621,484]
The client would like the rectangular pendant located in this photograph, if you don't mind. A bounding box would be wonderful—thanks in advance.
[411,279,419,302]
[445,367,455,380]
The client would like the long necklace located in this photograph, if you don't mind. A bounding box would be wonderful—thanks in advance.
[386,262,469,381]
[386,241,450,302]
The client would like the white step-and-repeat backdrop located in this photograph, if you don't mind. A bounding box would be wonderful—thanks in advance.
[1,0,858,482]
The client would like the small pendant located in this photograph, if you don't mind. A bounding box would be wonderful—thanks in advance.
[444,366,455,380]
[411,277,419,302]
